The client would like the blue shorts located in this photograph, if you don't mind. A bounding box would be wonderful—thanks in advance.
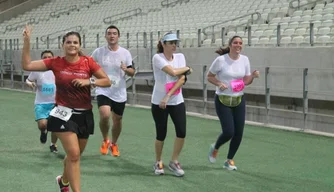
[34,103,55,121]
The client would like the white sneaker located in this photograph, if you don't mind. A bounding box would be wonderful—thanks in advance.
[208,143,217,163]
[168,161,185,177]
[223,159,237,171]
[153,161,165,175]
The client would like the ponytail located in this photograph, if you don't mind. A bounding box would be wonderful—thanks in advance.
[157,41,164,53]
[215,47,230,55]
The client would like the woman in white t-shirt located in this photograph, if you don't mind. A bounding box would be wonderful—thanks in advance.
[207,36,259,170]
[151,32,192,177]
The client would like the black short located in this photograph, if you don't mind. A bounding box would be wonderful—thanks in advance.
[47,110,94,139]
[97,95,126,116]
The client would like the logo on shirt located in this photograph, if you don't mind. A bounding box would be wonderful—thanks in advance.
[60,71,88,78]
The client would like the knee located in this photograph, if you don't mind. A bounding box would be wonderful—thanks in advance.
[66,150,81,162]
[156,127,167,141]
[156,133,166,141]
[223,129,234,139]
[176,129,186,139]
[38,121,47,130]
[112,115,122,125]
[100,113,110,124]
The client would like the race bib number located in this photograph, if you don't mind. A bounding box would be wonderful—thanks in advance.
[42,84,55,95]
[230,79,245,92]
[165,81,181,95]
[109,75,120,88]
[49,106,73,122]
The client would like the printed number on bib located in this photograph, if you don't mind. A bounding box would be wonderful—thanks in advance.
[165,81,181,95]
[109,75,120,88]
[50,106,73,122]
[42,84,55,95]
[230,79,245,92]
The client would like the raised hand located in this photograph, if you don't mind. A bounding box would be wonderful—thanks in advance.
[22,24,32,40]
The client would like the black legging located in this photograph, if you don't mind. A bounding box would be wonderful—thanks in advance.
[151,103,186,141]
[214,95,246,159]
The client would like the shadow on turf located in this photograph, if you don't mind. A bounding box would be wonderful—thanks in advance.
[80,156,200,178]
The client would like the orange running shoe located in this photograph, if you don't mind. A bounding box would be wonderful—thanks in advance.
[110,143,120,157]
[100,139,110,155]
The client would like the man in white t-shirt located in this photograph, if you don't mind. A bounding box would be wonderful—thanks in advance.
[26,50,58,153]
[91,25,135,157]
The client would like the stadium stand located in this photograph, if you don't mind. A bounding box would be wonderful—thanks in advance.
[0,0,334,49]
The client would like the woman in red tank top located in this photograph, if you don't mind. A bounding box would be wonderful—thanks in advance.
[21,25,111,192]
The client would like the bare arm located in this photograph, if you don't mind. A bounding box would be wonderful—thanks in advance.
[243,75,254,85]
[159,75,186,109]
[166,75,185,96]
[92,68,111,87]
[21,25,48,71]
[162,65,191,77]
[243,70,260,85]
[124,67,135,77]
[72,68,111,88]
[207,71,228,90]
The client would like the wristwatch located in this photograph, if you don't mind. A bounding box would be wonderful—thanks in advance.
[89,78,96,86]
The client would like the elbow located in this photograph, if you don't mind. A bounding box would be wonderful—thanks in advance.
[170,71,177,77]
[106,79,112,87]
[129,71,135,77]
[97,78,111,87]
[207,75,213,82]
[179,75,186,84]
[22,61,33,71]
[21,62,28,71]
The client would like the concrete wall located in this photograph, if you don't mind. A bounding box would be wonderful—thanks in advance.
[1,45,334,134]
[1,46,334,100]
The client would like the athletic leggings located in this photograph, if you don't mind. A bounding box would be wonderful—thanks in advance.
[151,103,186,141]
[214,95,246,159]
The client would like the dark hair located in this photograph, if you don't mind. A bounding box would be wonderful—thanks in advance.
[40,50,54,58]
[105,25,120,37]
[215,36,242,55]
[157,41,164,53]
[156,32,173,53]
[62,31,84,56]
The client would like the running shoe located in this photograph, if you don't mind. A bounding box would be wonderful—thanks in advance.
[56,175,69,192]
[110,143,120,157]
[208,143,218,163]
[153,161,165,175]
[40,129,47,144]
[100,139,110,155]
[223,159,237,171]
[168,161,185,177]
[50,144,58,153]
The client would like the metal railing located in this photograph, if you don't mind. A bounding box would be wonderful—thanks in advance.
[289,0,327,10]
[161,0,190,8]
[103,8,142,24]
[202,12,262,38]
[50,5,79,18]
